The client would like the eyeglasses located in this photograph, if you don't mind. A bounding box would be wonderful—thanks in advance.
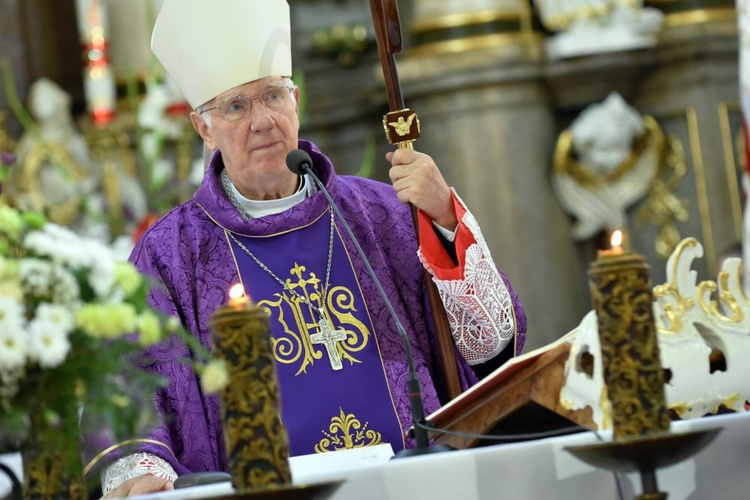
[199,85,295,122]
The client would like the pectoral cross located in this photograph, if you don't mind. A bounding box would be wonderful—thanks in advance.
[310,311,347,371]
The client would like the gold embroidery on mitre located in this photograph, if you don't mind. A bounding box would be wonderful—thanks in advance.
[257,263,370,375]
[315,408,383,453]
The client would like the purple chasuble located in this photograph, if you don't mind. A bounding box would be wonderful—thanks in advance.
[228,210,405,455]
[82,140,527,479]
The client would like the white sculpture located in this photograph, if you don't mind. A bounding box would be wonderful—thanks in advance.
[10,78,148,248]
[535,0,664,60]
[552,93,662,240]
[11,78,101,231]
[561,238,750,430]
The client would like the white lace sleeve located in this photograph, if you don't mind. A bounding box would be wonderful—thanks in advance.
[418,194,516,365]
[100,452,178,495]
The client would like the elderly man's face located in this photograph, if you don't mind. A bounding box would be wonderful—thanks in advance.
[191,76,301,200]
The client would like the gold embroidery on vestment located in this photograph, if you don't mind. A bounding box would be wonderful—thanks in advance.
[315,408,383,453]
[258,262,370,375]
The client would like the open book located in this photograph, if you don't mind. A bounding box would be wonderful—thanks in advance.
[425,330,591,448]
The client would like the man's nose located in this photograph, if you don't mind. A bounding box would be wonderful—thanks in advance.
[248,102,274,131]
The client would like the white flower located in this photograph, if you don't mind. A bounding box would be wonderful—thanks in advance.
[20,259,80,307]
[86,243,116,298]
[0,297,29,371]
[0,296,26,331]
[28,318,70,368]
[19,258,53,297]
[49,266,81,307]
[0,330,27,371]
[24,223,83,267]
[35,303,75,335]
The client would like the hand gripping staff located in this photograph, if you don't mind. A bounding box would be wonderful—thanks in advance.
[368,0,462,401]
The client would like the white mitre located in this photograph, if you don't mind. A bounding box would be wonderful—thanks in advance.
[151,0,293,109]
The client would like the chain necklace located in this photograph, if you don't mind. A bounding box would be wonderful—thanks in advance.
[226,207,335,321]
[221,168,349,370]
[220,168,308,222]
[221,168,250,221]
[228,208,348,370]
[220,167,333,312]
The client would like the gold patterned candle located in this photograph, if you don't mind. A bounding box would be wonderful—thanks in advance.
[588,231,670,440]
[209,284,291,491]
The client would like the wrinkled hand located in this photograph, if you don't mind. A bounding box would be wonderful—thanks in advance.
[386,149,456,231]
[101,475,174,498]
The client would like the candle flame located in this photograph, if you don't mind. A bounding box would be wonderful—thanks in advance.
[229,283,246,301]
[610,230,623,249]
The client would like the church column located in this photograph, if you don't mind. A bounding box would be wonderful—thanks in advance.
[398,0,588,349]
[635,3,739,280]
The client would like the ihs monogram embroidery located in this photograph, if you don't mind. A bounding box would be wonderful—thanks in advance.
[257,263,371,375]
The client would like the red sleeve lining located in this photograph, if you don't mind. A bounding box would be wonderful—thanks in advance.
[417,194,476,281]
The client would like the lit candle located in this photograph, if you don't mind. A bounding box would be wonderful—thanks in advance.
[228,283,250,308]
[210,285,291,490]
[597,229,625,257]
[588,238,669,439]
[76,0,117,125]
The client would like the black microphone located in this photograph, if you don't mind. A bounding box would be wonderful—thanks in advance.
[286,149,452,458]
[286,148,311,175]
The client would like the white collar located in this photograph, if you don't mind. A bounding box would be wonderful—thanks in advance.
[228,174,315,218]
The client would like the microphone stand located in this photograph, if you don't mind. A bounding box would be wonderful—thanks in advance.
[288,151,452,458]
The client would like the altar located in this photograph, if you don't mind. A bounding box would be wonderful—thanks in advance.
[3,411,730,500]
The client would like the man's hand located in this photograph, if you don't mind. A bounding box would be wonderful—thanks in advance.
[386,149,457,231]
[101,475,174,498]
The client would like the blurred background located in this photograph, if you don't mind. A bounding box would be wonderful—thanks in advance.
[0,0,744,351]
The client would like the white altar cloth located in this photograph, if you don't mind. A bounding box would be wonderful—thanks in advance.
[2,411,748,499]
[140,411,750,500]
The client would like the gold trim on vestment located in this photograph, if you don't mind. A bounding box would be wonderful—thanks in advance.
[83,439,177,477]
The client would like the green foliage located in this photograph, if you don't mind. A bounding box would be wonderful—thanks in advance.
[0,204,223,473]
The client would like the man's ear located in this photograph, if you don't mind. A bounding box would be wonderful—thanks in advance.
[293,86,301,115]
[190,111,217,151]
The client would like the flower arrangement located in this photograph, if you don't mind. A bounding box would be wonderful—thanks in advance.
[0,202,226,492]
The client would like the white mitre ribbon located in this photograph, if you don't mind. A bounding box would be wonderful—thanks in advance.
[151,0,293,109]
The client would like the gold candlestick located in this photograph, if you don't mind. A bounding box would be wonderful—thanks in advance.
[588,232,669,440]
[209,285,291,491]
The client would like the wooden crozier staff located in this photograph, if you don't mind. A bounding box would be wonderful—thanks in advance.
[368,0,462,400]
